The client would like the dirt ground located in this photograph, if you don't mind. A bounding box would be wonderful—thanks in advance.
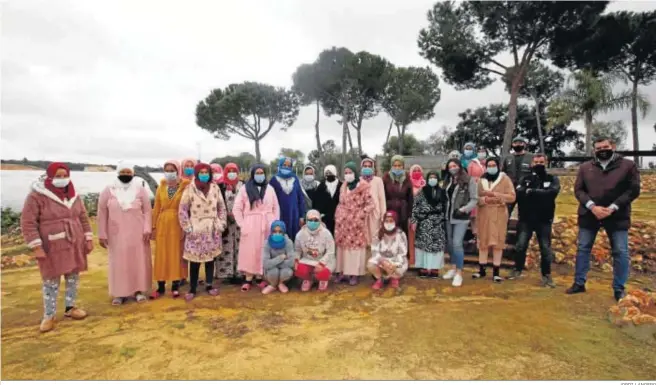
[2,247,656,381]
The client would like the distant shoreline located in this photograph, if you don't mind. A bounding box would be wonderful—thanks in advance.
[1,164,43,171]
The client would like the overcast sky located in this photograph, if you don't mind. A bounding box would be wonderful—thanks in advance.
[2,0,656,167]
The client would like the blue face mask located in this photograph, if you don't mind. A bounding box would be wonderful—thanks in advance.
[428,178,438,187]
[254,174,266,184]
[361,167,374,176]
[270,233,284,243]
[392,169,405,177]
[307,221,320,231]
[487,167,499,175]
[198,174,210,183]
[464,150,474,157]
[184,167,194,176]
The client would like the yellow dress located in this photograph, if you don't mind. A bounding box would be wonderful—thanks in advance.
[152,179,190,281]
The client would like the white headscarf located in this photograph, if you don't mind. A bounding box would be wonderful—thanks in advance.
[324,165,339,197]
[111,161,139,211]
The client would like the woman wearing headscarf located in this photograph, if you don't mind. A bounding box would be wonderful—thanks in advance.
[150,160,190,299]
[215,162,243,283]
[311,165,342,235]
[334,162,374,286]
[98,162,153,305]
[301,165,320,208]
[21,162,93,333]
[360,157,386,245]
[294,210,336,292]
[269,156,306,241]
[461,142,478,170]
[211,163,224,185]
[475,158,516,283]
[411,170,447,278]
[442,159,478,287]
[181,158,197,181]
[233,164,280,291]
[442,150,462,181]
[383,155,413,235]
[407,164,426,267]
[467,145,487,239]
[178,163,227,300]
[368,211,409,290]
[261,220,295,294]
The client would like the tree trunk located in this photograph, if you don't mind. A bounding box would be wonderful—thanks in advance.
[255,138,262,163]
[631,78,640,166]
[503,80,522,156]
[346,125,354,151]
[385,119,394,145]
[398,125,406,155]
[584,110,593,156]
[340,95,350,177]
[533,95,546,154]
[314,100,324,168]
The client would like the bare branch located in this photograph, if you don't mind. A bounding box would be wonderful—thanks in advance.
[481,67,505,77]
[490,59,508,71]
[259,120,277,139]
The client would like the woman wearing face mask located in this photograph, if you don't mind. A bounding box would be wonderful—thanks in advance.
[178,163,227,301]
[334,162,374,286]
[411,171,447,279]
[98,162,153,305]
[383,155,413,236]
[233,165,280,291]
[269,156,306,241]
[261,220,296,294]
[211,163,224,185]
[21,162,94,333]
[181,158,197,181]
[407,164,426,267]
[368,211,409,290]
[312,165,342,235]
[301,165,319,208]
[442,159,478,287]
[150,160,190,299]
[442,150,462,180]
[466,145,487,239]
[475,158,516,283]
[295,210,336,292]
[461,142,478,170]
[360,157,387,246]
[215,162,243,284]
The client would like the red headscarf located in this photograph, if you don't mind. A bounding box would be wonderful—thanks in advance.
[194,163,212,195]
[378,210,399,240]
[210,163,224,184]
[223,162,240,190]
[44,162,76,201]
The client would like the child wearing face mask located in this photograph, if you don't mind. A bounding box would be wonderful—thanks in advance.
[261,221,296,294]
[294,210,336,292]
[368,211,409,290]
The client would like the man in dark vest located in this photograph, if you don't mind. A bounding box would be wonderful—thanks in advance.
[566,137,641,302]
[501,136,534,216]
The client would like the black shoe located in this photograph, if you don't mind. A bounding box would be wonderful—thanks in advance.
[507,270,523,280]
[418,270,429,279]
[541,275,556,288]
[429,271,441,279]
[614,290,626,302]
[565,284,586,295]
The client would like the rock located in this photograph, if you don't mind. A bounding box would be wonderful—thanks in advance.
[632,314,656,326]
[609,289,656,343]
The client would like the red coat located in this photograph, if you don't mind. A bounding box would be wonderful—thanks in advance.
[21,177,93,279]
[383,173,413,233]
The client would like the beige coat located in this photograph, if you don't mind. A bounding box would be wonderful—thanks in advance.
[364,176,386,243]
[476,173,516,250]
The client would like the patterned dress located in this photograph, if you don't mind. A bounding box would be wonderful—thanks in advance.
[334,181,374,276]
[215,182,243,279]
[178,183,227,263]
[411,188,447,270]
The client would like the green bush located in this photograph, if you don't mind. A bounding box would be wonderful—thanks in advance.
[1,207,21,233]
[82,193,99,216]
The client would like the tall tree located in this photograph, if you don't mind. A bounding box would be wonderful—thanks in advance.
[307,140,360,171]
[292,63,326,167]
[447,103,582,157]
[417,1,608,155]
[381,66,441,155]
[382,134,426,157]
[196,82,300,162]
[590,121,629,150]
[423,125,453,155]
[546,70,650,155]
[551,11,656,165]
[505,62,564,153]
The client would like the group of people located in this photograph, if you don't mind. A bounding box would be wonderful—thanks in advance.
[21,136,641,333]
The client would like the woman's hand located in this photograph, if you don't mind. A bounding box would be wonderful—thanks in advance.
[99,239,108,249]
[315,264,325,273]
[85,240,94,254]
[34,246,47,259]
[150,231,156,241]
[143,232,151,243]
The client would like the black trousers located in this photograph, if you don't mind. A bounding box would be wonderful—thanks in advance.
[189,261,215,294]
[514,221,553,276]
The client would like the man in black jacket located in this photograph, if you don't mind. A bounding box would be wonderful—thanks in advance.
[508,154,560,287]
[502,136,534,216]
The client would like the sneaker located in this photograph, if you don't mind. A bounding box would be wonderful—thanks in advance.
[390,278,400,289]
[565,284,586,295]
[614,290,626,302]
[507,270,523,280]
[452,274,463,287]
[262,285,276,295]
[493,275,504,283]
[348,276,359,286]
[64,307,87,320]
[541,275,556,288]
[40,317,56,333]
[442,269,457,280]
[318,281,329,291]
[301,280,312,292]
[278,283,289,293]
[371,279,384,290]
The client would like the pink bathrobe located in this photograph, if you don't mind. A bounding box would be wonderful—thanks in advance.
[98,183,152,298]
[232,184,280,276]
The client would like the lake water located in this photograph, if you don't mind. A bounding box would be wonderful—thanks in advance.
[1,170,164,211]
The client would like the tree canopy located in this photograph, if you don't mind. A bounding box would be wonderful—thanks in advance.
[196,82,300,162]
[418,0,608,154]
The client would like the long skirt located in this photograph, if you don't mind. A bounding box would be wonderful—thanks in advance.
[408,220,416,267]
[336,248,367,276]
[215,223,240,279]
[415,249,445,270]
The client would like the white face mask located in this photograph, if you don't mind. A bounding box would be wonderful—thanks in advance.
[384,223,396,232]
[164,172,178,181]
[52,178,70,188]
[344,174,355,183]
[477,152,486,160]
[227,172,238,180]
[213,174,222,182]
[303,175,315,182]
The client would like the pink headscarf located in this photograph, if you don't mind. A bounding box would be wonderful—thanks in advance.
[181,158,197,181]
[410,164,426,190]
[211,163,224,184]
[163,159,182,186]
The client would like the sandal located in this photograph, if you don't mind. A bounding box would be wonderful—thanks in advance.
[207,288,219,296]
[171,290,180,298]
[111,297,125,306]
[241,282,252,292]
[136,293,148,303]
[185,293,195,302]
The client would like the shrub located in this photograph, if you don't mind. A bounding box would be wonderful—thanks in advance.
[1,207,21,233]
